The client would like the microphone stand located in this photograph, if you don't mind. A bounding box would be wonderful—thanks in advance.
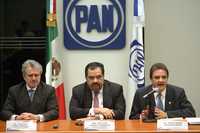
[142,93,156,122]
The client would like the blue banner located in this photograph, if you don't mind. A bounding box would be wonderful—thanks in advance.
[63,0,126,49]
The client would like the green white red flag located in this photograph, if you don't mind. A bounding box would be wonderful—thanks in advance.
[46,0,66,119]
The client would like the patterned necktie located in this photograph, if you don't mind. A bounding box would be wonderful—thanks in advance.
[28,89,35,101]
[156,93,163,110]
[93,93,99,108]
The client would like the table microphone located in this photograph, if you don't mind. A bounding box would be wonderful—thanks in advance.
[52,124,59,129]
[143,88,159,99]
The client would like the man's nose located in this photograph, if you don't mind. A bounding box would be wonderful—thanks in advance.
[93,77,98,82]
[158,77,164,82]
[31,75,37,80]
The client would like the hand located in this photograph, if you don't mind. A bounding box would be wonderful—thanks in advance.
[140,109,149,120]
[94,108,115,119]
[154,107,167,119]
[15,113,31,120]
[16,112,39,121]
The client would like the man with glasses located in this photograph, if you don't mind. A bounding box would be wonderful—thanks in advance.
[129,63,196,120]
[0,59,58,122]
[69,62,125,120]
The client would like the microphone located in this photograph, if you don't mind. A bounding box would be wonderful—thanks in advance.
[52,124,59,129]
[143,88,159,99]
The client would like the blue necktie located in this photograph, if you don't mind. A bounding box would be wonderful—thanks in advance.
[156,93,163,110]
[28,89,35,101]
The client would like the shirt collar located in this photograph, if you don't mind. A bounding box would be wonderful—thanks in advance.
[153,87,166,98]
[92,87,103,96]
[26,84,37,91]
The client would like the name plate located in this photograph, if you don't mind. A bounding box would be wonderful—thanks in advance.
[157,118,188,130]
[186,117,200,124]
[6,120,37,131]
[84,120,115,131]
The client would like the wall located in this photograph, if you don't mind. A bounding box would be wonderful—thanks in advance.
[57,0,200,118]
[145,0,200,116]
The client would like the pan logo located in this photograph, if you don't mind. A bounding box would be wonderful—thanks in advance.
[64,0,125,49]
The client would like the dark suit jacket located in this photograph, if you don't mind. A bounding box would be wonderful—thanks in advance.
[0,81,58,121]
[69,80,126,120]
[129,84,196,119]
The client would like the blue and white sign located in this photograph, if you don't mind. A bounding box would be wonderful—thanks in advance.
[64,0,126,49]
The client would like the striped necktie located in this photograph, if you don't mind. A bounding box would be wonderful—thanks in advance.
[93,93,99,108]
[156,93,163,110]
[28,89,35,101]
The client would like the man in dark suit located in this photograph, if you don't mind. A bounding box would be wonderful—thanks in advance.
[129,63,195,120]
[69,62,125,120]
[0,59,58,122]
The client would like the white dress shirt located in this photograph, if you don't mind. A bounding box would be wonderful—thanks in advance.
[88,88,104,119]
[154,88,166,110]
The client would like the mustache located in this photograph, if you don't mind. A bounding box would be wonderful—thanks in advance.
[92,83,100,86]
[157,83,166,86]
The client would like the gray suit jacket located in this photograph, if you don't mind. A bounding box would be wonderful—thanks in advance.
[129,84,196,119]
[0,81,58,121]
[69,80,126,120]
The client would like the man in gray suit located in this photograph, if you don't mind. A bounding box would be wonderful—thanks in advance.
[129,63,196,120]
[69,62,125,120]
[0,59,58,122]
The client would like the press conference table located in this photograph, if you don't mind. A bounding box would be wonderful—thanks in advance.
[1,120,200,133]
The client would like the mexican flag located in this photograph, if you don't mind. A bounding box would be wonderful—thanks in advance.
[46,0,66,119]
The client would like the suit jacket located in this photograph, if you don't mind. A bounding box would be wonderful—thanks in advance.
[69,80,126,120]
[129,84,196,119]
[0,81,58,121]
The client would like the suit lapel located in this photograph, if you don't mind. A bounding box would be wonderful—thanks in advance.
[17,85,32,112]
[102,81,112,107]
[146,86,156,107]
[23,85,32,103]
[29,83,44,113]
[84,85,92,108]
[165,86,174,111]
[32,84,41,104]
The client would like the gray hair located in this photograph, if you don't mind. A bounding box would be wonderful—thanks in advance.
[22,59,43,76]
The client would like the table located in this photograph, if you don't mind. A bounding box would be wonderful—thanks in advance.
[1,120,200,133]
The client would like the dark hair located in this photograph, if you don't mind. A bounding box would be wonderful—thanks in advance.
[85,62,104,77]
[149,63,169,79]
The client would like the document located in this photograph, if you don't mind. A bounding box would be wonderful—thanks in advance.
[186,117,200,124]
[84,120,115,131]
[6,120,37,131]
[157,118,188,130]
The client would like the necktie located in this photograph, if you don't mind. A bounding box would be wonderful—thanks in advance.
[93,93,99,108]
[28,89,35,101]
[156,93,163,110]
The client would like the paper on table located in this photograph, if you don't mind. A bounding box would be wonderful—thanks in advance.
[186,117,200,124]
[84,120,115,131]
[6,120,37,131]
[157,118,188,130]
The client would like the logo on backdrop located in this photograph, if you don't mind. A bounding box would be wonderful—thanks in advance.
[129,40,144,88]
[64,0,126,49]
